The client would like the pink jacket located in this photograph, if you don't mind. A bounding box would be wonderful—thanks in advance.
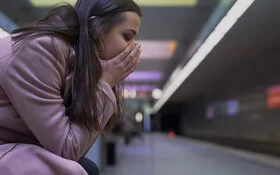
[0,35,116,174]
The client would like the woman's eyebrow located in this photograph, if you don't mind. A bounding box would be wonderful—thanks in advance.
[124,29,137,36]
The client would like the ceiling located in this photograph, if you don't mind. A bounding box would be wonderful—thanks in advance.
[0,0,221,111]
[168,0,280,107]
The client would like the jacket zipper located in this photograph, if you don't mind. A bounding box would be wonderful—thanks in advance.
[0,143,18,160]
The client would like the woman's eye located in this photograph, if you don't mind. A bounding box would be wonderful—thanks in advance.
[123,34,131,42]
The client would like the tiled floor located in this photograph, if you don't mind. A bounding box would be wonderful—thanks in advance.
[102,133,280,175]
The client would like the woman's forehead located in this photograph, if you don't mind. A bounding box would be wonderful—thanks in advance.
[117,11,141,34]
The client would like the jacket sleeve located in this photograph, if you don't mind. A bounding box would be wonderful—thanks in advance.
[0,36,116,161]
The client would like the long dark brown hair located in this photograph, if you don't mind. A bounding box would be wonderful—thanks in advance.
[11,0,142,131]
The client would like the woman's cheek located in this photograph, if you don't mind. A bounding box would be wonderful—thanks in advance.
[119,43,128,54]
[99,38,129,60]
[112,41,128,59]
[99,45,118,60]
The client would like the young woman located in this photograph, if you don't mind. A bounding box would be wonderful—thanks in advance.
[0,0,142,174]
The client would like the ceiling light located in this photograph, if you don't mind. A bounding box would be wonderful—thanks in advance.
[135,0,197,7]
[125,71,162,82]
[124,85,157,92]
[135,112,143,123]
[152,0,255,114]
[29,0,197,7]
[29,0,76,7]
[152,89,162,100]
[137,40,177,60]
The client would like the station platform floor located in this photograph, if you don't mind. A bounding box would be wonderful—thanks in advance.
[101,133,280,175]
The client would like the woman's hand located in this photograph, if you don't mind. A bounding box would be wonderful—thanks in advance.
[100,42,141,87]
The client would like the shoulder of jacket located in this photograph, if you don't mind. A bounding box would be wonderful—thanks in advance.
[24,35,75,65]
[27,35,71,53]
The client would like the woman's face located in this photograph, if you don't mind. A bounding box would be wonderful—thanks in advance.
[98,11,141,60]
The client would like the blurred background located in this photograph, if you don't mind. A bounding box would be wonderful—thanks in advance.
[2,0,280,174]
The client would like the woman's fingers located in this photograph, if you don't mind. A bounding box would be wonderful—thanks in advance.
[123,51,141,80]
[123,63,139,80]
[113,42,136,64]
[101,42,141,86]
[124,49,141,72]
[123,44,141,66]
[116,43,141,71]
